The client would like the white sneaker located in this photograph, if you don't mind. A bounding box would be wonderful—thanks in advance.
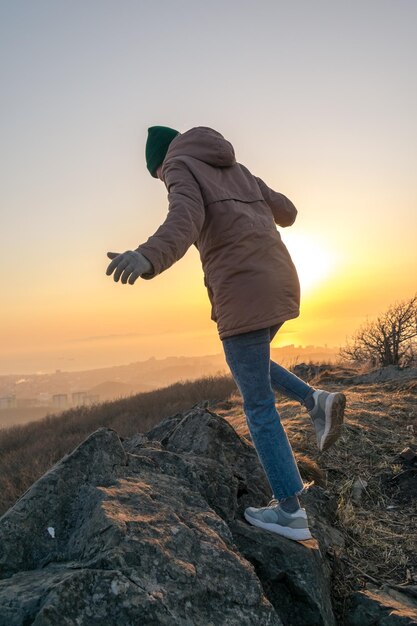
[309,389,346,452]
[244,499,313,541]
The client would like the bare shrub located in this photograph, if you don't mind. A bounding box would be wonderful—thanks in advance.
[340,294,417,367]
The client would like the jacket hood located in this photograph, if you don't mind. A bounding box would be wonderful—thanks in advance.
[163,126,236,170]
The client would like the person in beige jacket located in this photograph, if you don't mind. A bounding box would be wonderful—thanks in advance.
[106,125,346,541]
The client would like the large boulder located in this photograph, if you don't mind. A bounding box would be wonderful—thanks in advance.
[345,365,417,386]
[0,407,338,625]
[347,585,417,625]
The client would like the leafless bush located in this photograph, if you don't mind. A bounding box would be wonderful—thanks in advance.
[340,294,417,367]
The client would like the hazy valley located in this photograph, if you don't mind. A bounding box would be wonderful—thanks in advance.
[0,344,340,428]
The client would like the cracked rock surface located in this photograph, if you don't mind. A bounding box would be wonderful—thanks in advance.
[0,408,337,625]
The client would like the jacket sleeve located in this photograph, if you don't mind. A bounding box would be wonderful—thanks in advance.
[135,161,205,279]
[254,176,297,227]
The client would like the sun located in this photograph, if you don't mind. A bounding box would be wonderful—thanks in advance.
[282,230,337,293]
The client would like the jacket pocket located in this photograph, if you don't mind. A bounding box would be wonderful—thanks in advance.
[203,273,217,322]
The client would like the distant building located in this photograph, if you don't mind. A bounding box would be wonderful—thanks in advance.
[72,392,87,406]
[71,392,100,406]
[52,394,68,408]
[0,395,17,409]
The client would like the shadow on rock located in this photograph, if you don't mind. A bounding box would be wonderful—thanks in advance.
[0,407,341,625]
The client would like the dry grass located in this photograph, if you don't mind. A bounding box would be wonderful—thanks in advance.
[216,369,417,622]
[0,374,237,517]
[328,384,416,572]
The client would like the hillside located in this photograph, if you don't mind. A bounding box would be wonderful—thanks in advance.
[0,346,340,428]
[0,364,416,624]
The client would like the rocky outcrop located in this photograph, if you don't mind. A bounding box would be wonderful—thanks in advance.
[347,585,417,626]
[292,363,331,382]
[346,365,417,385]
[0,407,337,625]
[292,363,417,388]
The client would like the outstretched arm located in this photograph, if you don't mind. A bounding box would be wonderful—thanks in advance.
[135,160,206,279]
[255,176,297,227]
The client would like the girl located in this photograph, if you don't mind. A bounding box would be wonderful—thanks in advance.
[106,125,346,541]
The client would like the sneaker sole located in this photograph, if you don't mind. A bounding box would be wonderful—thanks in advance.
[243,511,313,541]
[320,392,346,452]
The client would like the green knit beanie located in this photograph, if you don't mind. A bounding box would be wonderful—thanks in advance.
[146,126,180,177]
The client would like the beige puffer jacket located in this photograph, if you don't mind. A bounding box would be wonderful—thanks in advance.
[136,126,300,339]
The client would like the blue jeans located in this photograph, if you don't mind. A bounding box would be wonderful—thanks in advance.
[222,322,313,500]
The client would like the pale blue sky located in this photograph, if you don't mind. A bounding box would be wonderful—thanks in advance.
[1,0,416,373]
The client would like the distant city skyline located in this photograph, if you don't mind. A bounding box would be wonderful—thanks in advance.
[0,343,341,427]
[0,342,341,377]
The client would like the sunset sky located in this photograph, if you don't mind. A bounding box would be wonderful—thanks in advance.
[1,1,416,375]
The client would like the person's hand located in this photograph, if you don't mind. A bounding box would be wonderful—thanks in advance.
[106,250,153,284]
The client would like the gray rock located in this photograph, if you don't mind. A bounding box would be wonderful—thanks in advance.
[346,365,417,385]
[347,584,417,625]
[229,520,335,626]
[0,427,127,578]
[143,412,185,446]
[300,486,345,554]
[0,407,339,625]
[292,363,329,382]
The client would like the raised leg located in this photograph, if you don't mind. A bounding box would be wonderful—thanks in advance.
[270,360,315,406]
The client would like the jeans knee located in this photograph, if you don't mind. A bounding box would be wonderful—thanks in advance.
[244,398,281,431]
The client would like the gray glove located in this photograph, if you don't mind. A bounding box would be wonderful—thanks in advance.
[106,250,153,284]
